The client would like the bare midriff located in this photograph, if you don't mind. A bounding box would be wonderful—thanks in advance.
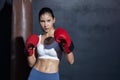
[34,59,60,73]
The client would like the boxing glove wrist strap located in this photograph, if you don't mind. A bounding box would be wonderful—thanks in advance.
[62,41,74,53]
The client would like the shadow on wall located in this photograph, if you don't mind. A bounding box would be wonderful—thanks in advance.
[11,36,31,80]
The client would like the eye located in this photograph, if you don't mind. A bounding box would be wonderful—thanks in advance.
[47,19,51,22]
[40,20,45,22]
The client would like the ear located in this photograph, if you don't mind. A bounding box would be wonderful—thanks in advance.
[53,18,56,23]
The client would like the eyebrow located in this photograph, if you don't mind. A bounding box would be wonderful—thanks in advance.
[40,18,51,22]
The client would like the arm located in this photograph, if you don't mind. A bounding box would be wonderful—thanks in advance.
[25,34,39,67]
[64,52,74,64]
[54,28,75,64]
[27,48,36,67]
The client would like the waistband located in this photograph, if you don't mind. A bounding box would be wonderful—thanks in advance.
[28,68,59,80]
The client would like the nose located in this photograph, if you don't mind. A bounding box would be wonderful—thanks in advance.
[44,22,47,27]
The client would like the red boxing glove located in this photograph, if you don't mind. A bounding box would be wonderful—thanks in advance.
[54,28,74,53]
[25,34,39,56]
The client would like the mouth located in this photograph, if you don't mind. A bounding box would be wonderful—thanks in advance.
[44,28,49,30]
[44,28,49,32]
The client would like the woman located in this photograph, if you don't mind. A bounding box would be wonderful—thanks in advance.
[25,7,74,80]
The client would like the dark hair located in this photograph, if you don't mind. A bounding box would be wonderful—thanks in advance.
[39,7,54,21]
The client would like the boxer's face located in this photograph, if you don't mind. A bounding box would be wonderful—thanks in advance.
[39,13,55,33]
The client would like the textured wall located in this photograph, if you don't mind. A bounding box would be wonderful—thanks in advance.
[32,0,120,80]
[0,0,120,80]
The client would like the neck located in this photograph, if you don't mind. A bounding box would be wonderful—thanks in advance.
[44,28,55,37]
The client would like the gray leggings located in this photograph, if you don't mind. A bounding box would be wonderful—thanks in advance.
[28,68,59,80]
